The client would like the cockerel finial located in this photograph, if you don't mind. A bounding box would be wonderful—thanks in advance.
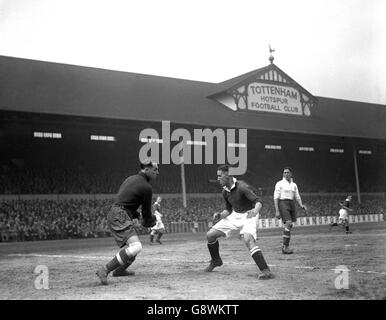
[269,45,275,64]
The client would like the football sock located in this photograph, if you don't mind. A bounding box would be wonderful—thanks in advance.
[150,234,154,242]
[283,228,291,247]
[250,246,269,271]
[106,247,133,272]
[331,223,338,227]
[207,240,220,261]
[114,256,136,272]
[156,233,163,241]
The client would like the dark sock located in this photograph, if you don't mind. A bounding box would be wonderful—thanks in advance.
[114,256,136,272]
[346,226,349,232]
[106,247,132,272]
[207,240,220,261]
[106,257,119,272]
[157,233,163,241]
[150,234,154,242]
[251,247,269,271]
[331,223,338,227]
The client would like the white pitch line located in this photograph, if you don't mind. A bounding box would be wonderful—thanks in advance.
[6,253,386,275]
[294,266,320,270]
[6,253,110,260]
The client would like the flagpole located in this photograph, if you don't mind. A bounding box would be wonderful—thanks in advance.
[180,156,187,208]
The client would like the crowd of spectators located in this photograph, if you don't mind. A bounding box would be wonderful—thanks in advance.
[1,195,385,242]
[0,199,111,242]
[2,150,386,194]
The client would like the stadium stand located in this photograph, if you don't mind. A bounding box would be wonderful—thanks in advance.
[1,195,385,242]
[1,56,385,242]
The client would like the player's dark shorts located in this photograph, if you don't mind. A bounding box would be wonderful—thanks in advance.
[107,204,137,248]
[278,199,297,223]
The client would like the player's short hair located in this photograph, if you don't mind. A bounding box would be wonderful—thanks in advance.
[140,158,158,170]
[217,165,230,173]
[283,166,292,173]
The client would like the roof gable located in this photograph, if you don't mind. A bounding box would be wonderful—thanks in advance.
[208,63,318,117]
[1,55,386,140]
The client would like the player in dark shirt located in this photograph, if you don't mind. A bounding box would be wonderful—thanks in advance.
[96,159,158,285]
[204,165,273,279]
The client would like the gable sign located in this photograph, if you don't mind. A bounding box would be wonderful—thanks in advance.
[218,65,317,117]
[246,82,302,115]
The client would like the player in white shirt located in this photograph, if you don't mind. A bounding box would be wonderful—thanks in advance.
[274,167,307,254]
[329,195,353,234]
[150,196,165,244]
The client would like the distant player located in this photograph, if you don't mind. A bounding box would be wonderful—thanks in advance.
[95,159,158,285]
[329,195,353,234]
[274,167,307,254]
[150,196,165,244]
[204,165,273,280]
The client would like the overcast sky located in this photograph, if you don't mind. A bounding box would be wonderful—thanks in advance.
[0,0,385,105]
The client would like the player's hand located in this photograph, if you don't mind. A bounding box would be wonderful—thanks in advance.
[132,218,141,228]
[247,210,259,219]
[275,211,281,220]
[213,211,221,222]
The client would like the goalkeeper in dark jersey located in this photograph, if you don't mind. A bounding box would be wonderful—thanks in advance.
[96,159,158,285]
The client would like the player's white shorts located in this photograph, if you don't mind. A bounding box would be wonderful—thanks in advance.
[212,211,258,240]
[151,211,165,231]
[338,208,348,220]
[151,221,165,231]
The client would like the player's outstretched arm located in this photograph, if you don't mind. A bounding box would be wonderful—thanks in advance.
[247,201,262,218]
[141,188,156,228]
[274,198,281,219]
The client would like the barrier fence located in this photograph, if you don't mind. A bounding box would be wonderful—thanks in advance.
[0,214,383,242]
[164,213,384,233]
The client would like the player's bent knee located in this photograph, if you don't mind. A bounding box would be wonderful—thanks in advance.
[285,221,293,229]
[207,229,219,243]
[125,241,142,257]
[243,233,255,246]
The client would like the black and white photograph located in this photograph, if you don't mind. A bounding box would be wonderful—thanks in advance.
[0,0,385,305]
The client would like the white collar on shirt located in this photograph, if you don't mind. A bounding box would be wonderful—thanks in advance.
[223,177,237,192]
[282,177,294,184]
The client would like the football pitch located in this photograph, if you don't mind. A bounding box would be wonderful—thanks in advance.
[0,222,385,300]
